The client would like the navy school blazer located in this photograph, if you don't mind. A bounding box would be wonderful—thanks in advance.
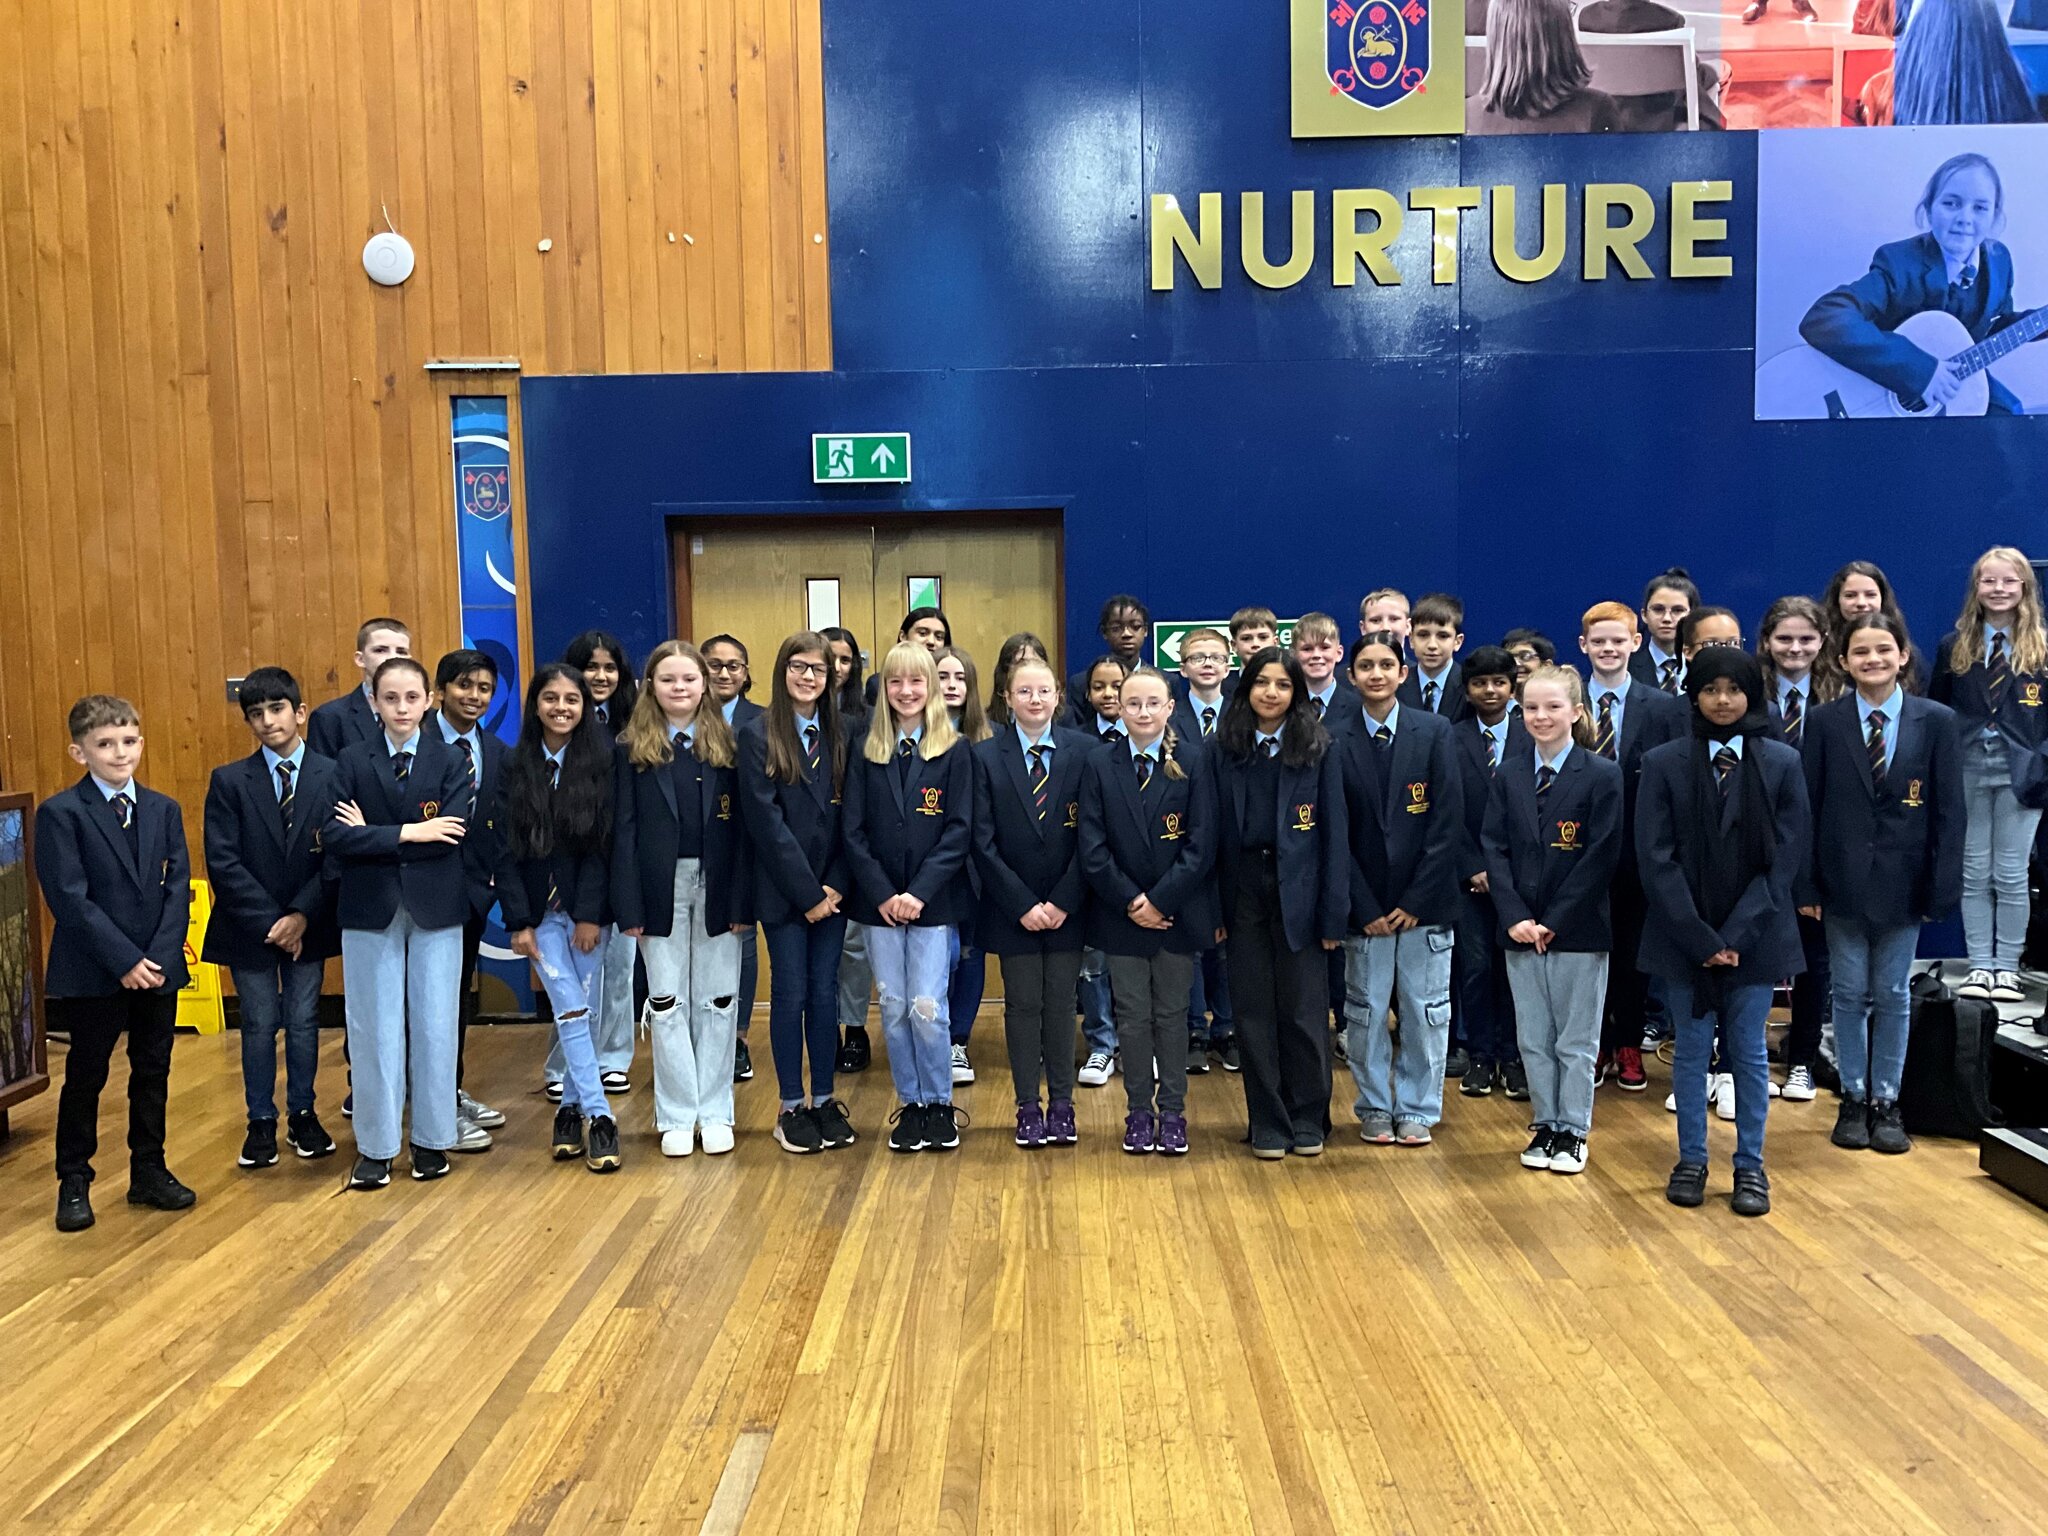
[426,711,509,921]
[1929,631,2048,763]
[307,686,378,760]
[325,732,476,932]
[1211,740,1349,953]
[1169,694,1228,749]
[1801,693,1964,926]
[736,716,851,926]
[36,778,192,997]
[608,737,749,937]
[492,750,615,934]
[971,728,1097,955]
[843,736,975,929]
[1626,647,1685,693]
[1452,714,1529,883]
[1634,737,1810,990]
[1481,746,1625,951]
[1078,740,1219,956]
[1397,663,1471,724]
[1591,680,1688,817]
[200,748,342,968]
[1335,708,1466,931]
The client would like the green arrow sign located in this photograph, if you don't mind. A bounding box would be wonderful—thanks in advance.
[813,432,912,484]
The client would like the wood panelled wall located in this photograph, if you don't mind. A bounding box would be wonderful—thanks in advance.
[0,0,830,830]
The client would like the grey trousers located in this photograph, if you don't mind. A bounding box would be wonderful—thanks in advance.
[1107,951,1195,1116]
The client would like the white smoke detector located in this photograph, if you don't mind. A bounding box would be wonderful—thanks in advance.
[362,230,415,286]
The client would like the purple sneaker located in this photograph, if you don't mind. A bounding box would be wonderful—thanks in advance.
[1014,1103,1047,1148]
[1157,1112,1189,1156]
[1046,1099,1078,1145]
[1123,1109,1156,1155]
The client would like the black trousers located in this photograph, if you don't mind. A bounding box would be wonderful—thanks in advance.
[456,911,487,1086]
[1785,912,1830,1068]
[1002,948,1084,1105]
[1455,888,1519,1066]
[1601,875,1653,1055]
[52,992,178,1182]
[1228,853,1332,1143]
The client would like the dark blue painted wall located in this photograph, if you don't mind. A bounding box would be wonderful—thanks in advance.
[524,0,2048,683]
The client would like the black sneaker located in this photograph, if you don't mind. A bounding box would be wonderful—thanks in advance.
[552,1105,586,1160]
[814,1098,857,1148]
[1444,1047,1471,1079]
[1501,1061,1530,1101]
[238,1118,280,1168]
[1519,1128,1554,1170]
[775,1106,823,1154]
[1731,1167,1771,1217]
[1831,1097,1871,1150]
[1666,1161,1708,1208]
[1460,1060,1497,1097]
[1868,1099,1912,1155]
[837,1025,871,1073]
[585,1115,622,1172]
[342,1090,353,1119]
[287,1109,336,1159]
[410,1145,451,1181]
[1186,1043,1211,1075]
[128,1165,196,1210]
[733,1040,755,1082]
[349,1155,392,1190]
[55,1174,94,1232]
[889,1103,927,1153]
[1214,1036,1241,1072]
[1813,1057,1842,1095]
[927,1102,963,1150]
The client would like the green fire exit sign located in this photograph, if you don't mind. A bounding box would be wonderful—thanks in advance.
[813,432,911,483]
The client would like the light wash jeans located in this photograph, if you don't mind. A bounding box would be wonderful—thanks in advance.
[232,955,325,1120]
[342,909,462,1159]
[1826,916,1919,1105]
[530,911,610,1120]
[1504,949,1608,1138]
[1961,737,2041,970]
[871,923,955,1105]
[547,922,637,1081]
[1344,925,1455,1126]
[638,860,742,1134]
[839,921,874,1031]
[1673,982,1772,1172]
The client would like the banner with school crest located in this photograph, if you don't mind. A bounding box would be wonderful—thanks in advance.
[1291,0,1464,138]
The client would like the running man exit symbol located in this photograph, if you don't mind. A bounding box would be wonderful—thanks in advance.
[812,432,912,483]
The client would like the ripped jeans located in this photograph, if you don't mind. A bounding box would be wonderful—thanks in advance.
[870,923,956,1106]
[530,911,612,1121]
[637,859,742,1135]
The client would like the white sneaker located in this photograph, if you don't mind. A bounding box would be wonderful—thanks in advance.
[951,1044,975,1084]
[1664,1089,1679,1114]
[1548,1133,1589,1174]
[452,1111,493,1152]
[1078,1050,1115,1087]
[458,1089,505,1129]
[1958,968,1995,999]
[661,1129,695,1157]
[700,1123,735,1155]
[1782,1065,1817,1101]
[1992,970,2027,1003]
[1714,1074,1736,1122]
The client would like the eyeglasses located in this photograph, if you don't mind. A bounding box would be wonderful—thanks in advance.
[1182,652,1228,666]
[705,660,747,675]
[785,660,828,679]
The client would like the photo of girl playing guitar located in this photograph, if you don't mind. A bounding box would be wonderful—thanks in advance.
[1755,150,2048,418]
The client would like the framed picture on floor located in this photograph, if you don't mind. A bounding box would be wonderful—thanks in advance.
[0,792,49,1122]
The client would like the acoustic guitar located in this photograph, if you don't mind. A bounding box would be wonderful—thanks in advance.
[1754,306,2048,420]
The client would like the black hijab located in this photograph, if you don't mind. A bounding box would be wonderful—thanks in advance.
[1679,647,1778,1017]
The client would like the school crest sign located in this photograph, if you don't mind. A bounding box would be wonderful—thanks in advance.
[1291,0,1464,137]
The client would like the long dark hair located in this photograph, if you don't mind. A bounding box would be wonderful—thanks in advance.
[564,629,639,724]
[986,631,1051,728]
[1216,647,1327,768]
[763,631,845,794]
[1825,562,1920,692]
[823,627,866,718]
[503,664,613,859]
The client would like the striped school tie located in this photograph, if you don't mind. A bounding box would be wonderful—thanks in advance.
[1312,696,1326,720]
[1782,687,1803,747]
[1866,710,1888,792]
[1485,730,1499,771]
[1659,658,1680,693]
[1988,633,2010,708]
[1028,744,1049,821]
[1423,680,1439,714]
[1536,764,1556,801]
[1262,737,1280,759]
[113,791,134,829]
[1713,745,1739,797]
[1135,754,1153,792]
[394,750,411,784]
[1371,725,1392,750]
[1200,706,1216,737]
[803,723,820,774]
[1594,693,1617,760]
[546,761,561,910]
[277,760,296,837]
[457,736,476,787]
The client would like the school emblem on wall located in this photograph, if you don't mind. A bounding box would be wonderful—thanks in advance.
[461,463,510,522]
[1290,0,1463,137]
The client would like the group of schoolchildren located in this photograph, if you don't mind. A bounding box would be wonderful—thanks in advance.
[38,545,2043,1230]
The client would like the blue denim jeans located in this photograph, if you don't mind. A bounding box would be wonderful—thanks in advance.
[1504,949,1608,1137]
[546,922,638,1081]
[1079,947,1116,1054]
[1961,737,2041,970]
[341,909,462,1159]
[948,934,987,1046]
[764,913,848,1107]
[1673,981,1772,1172]
[232,956,325,1120]
[1186,944,1234,1046]
[531,911,610,1119]
[1826,916,1918,1104]
[874,923,956,1104]
[1344,925,1456,1126]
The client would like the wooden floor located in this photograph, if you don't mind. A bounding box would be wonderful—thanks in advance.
[5,1018,2048,1535]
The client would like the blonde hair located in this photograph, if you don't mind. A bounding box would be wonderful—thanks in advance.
[864,643,962,763]
[1122,665,1188,781]
[1522,662,1597,749]
[623,641,735,770]
[1949,545,2047,677]
[1482,0,1593,119]
[1358,587,1409,622]
[1293,612,1341,646]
